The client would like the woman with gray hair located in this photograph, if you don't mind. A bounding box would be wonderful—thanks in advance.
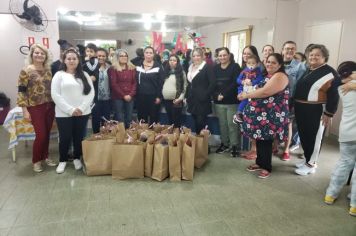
[108,49,136,128]
[293,44,340,176]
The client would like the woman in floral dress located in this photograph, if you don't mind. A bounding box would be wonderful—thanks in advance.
[238,53,289,178]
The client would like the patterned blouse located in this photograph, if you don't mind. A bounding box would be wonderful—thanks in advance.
[241,75,290,142]
[98,64,111,101]
[17,67,53,107]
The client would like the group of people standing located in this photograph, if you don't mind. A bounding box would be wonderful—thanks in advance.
[16,39,356,216]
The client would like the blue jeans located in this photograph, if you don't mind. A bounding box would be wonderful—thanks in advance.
[112,99,134,128]
[326,141,356,207]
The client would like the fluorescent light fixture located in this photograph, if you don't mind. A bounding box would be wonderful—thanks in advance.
[142,13,152,21]
[160,22,167,32]
[66,12,102,25]
[57,8,69,15]
[144,21,152,30]
[156,11,166,21]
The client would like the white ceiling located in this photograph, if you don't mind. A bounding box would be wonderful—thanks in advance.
[58,11,235,32]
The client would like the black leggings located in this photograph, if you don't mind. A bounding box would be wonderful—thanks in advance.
[295,102,324,164]
[256,139,273,172]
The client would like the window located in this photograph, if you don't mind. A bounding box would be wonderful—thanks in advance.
[223,27,252,65]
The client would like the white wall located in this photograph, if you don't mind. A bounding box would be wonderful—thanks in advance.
[273,0,299,51]
[56,0,276,19]
[296,0,356,63]
[197,18,274,56]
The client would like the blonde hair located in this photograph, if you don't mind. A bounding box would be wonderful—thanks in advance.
[26,44,52,71]
[192,47,204,58]
[112,49,135,71]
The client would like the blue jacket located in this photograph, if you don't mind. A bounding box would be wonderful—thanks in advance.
[285,59,306,97]
[236,67,264,94]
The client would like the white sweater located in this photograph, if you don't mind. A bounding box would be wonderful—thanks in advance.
[51,71,94,117]
[338,81,356,142]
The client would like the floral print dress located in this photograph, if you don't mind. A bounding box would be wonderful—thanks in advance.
[241,75,290,142]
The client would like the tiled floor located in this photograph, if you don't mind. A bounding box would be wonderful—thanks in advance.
[0,127,355,236]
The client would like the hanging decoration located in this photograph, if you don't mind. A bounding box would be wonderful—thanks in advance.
[143,30,207,54]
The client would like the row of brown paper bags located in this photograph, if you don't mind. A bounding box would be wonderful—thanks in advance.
[81,128,209,181]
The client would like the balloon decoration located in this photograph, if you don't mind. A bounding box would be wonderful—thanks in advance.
[144,30,207,54]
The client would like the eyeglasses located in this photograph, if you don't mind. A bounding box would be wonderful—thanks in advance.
[119,55,128,58]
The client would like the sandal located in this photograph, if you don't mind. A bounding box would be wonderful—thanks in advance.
[258,170,270,179]
[246,164,261,172]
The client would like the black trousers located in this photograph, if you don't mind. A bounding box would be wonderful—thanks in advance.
[294,102,324,164]
[192,114,208,134]
[136,94,160,125]
[91,100,111,134]
[256,139,273,172]
[163,99,183,128]
[56,115,89,162]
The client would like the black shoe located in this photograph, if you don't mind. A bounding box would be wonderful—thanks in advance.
[216,144,229,154]
[230,146,240,157]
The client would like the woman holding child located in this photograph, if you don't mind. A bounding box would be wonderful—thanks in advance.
[238,53,289,179]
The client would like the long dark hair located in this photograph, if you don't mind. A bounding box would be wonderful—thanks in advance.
[164,54,184,80]
[165,54,185,97]
[241,45,260,68]
[60,49,91,95]
[264,53,286,76]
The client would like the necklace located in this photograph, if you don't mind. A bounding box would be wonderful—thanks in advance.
[144,64,152,67]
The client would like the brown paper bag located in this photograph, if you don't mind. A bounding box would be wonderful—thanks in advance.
[181,134,196,181]
[82,137,115,176]
[151,143,169,181]
[181,126,191,134]
[111,143,144,179]
[195,133,209,168]
[145,142,154,177]
[115,122,126,143]
[168,134,181,181]
[142,131,155,177]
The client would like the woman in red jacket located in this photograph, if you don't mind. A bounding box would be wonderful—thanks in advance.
[108,49,136,128]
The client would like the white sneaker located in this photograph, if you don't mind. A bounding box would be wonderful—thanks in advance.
[33,162,43,173]
[45,158,57,167]
[295,164,316,176]
[290,144,300,153]
[295,160,306,168]
[73,159,83,170]
[56,162,67,174]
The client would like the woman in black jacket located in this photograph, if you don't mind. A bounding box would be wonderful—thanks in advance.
[136,46,165,124]
[186,47,215,133]
[213,47,241,157]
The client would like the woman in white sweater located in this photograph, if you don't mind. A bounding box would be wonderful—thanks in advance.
[51,49,94,174]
